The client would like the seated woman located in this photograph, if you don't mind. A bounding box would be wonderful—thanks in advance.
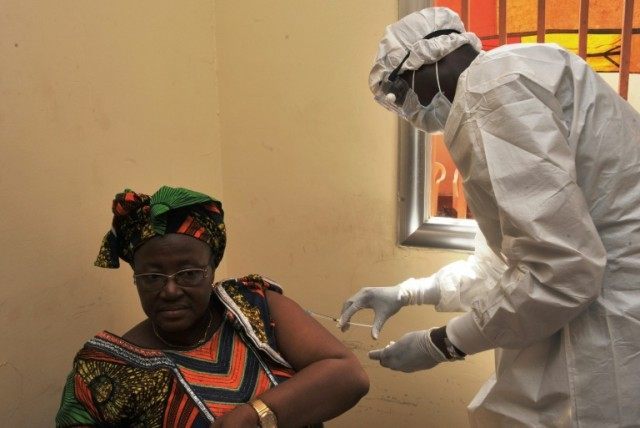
[56,186,369,427]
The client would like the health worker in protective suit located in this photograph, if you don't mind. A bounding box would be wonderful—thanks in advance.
[338,7,640,427]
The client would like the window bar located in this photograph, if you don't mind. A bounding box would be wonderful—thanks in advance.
[619,0,635,100]
[578,0,590,60]
[498,0,507,45]
[461,0,470,29]
[537,0,546,43]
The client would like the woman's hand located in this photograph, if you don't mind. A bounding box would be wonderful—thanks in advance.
[211,404,259,428]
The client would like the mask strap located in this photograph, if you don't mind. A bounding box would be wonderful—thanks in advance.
[435,61,443,93]
[413,61,443,103]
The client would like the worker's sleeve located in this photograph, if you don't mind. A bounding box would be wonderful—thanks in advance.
[446,75,607,354]
[434,231,507,312]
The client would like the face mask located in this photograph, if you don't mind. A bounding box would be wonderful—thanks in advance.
[406,61,452,133]
[376,60,452,134]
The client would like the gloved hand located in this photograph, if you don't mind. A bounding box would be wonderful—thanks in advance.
[338,277,439,339]
[368,328,449,372]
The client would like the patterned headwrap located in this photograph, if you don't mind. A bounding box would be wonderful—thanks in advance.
[95,186,226,269]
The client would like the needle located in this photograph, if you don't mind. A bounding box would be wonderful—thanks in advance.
[306,310,373,328]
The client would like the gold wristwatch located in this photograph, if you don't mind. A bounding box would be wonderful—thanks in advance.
[250,398,278,428]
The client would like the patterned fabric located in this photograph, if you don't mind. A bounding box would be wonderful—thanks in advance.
[56,275,294,427]
[166,317,293,418]
[95,186,226,269]
[56,336,204,428]
[218,274,282,347]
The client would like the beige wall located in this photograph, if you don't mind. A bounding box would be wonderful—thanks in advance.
[0,1,224,426]
[214,1,492,426]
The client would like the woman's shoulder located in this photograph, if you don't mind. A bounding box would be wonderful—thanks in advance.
[58,331,177,427]
[72,330,169,365]
[216,274,284,295]
[214,274,280,335]
[214,274,291,368]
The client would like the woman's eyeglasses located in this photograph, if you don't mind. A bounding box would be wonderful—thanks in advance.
[133,266,210,291]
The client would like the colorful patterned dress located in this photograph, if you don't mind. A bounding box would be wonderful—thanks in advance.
[56,275,297,427]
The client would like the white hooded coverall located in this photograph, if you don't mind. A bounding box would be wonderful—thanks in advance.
[433,43,640,427]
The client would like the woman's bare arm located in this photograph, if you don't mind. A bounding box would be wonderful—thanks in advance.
[213,289,369,427]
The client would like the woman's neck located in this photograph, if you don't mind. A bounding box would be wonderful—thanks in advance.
[153,309,219,349]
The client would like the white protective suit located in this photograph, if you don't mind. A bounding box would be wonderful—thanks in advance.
[434,43,640,427]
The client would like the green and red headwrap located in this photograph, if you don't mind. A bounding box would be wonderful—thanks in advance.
[95,186,226,269]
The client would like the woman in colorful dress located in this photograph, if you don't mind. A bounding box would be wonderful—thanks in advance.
[56,186,369,427]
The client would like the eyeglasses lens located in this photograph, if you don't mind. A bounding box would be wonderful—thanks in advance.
[135,268,206,290]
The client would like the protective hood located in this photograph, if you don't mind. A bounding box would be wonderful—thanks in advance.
[369,7,482,99]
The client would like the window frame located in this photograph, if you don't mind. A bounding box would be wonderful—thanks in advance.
[397,120,477,251]
[396,0,477,251]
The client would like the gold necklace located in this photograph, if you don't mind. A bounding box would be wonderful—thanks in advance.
[152,309,214,350]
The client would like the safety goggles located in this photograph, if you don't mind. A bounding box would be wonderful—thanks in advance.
[374,51,414,116]
[375,57,425,120]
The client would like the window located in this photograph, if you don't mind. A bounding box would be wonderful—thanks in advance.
[398,0,639,251]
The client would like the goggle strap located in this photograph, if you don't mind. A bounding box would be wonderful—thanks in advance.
[435,61,442,93]
[388,50,412,81]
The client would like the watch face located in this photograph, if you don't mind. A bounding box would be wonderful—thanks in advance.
[261,412,278,428]
[260,413,278,428]
[251,399,278,428]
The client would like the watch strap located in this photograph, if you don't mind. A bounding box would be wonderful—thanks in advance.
[444,336,466,360]
[250,398,278,428]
